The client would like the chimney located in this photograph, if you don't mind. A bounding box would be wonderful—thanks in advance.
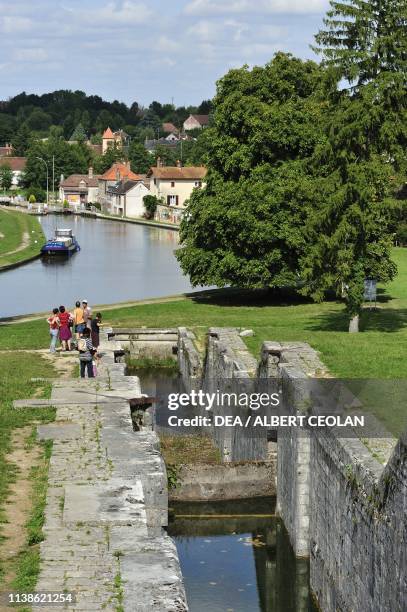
[116,168,120,181]
[88,166,93,179]
[157,156,162,168]
[176,159,182,168]
[126,160,131,170]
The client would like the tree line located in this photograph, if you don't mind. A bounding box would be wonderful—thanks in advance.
[0,91,212,146]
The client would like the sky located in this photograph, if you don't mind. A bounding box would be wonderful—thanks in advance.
[0,0,330,107]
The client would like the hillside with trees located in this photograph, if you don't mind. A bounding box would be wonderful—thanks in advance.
[0,90,213,146]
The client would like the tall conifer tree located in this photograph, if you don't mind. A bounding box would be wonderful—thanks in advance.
[302,0,406,332]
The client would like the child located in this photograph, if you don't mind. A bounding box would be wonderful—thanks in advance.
[47,308,60,353]
[77,328,95,378]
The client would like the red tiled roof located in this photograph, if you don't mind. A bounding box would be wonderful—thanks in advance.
[60,174,101,188]
[100,162,142,181]
[162,122,178,133]
[187,114,209,126]
[102,127,114,138]
[0,157,26,171]
[148,166,207,180]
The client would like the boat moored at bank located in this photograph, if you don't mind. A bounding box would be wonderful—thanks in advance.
[40,228,80,255]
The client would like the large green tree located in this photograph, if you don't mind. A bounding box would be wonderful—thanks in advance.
[128,141,153,173]
[303,0,407,332]
[0,164,13,192]
[11,123,32,156]
[176,53,325,288]
[313,0,407,87]
[93,143,125,174]
[23,137,88,190]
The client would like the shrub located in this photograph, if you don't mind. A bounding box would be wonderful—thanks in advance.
[28,194,36,204]
[26,187,46,203]
[143,194,160,219]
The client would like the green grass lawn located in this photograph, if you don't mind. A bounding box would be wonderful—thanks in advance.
[0,208,44,267]
[0,248,406,433]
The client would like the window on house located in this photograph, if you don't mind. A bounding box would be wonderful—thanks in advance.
[171,181,175,188]
[167,195,179,206]
[154,178,157,185]
[194,181,202,187]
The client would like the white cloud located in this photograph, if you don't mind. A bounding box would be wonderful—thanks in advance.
[185,0,328,15]
[0,16,33,33]
[156,36,180,52]
[71,1,151,27]
[13,48,48,62]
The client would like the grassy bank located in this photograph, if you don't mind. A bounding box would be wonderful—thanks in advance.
[0,208,44,268]
[0,352,56,590]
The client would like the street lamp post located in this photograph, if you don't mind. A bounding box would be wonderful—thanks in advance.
[35,156,49,206]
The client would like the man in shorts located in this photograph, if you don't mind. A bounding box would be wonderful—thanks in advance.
[82,299,92,330]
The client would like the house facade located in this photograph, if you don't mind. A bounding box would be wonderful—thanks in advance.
[102,127,128,153]
[0,143,13,157]
[183,114,209,131]
[0,157,27,186]
[147,162,207,208]
[106,180,150,218]
[98,161,143,203]
[59,167,100,205]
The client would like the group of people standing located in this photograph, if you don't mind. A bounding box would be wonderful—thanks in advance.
[47,300,102,378]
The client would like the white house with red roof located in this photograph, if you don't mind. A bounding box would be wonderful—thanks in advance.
[147,159,206,207]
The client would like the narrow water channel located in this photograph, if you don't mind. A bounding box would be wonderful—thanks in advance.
[168,498,317,612]
[127,364,317,612]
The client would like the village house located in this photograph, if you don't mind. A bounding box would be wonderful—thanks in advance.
[102,127,128,153]
[98,161,142,198]
[106,179,150,218]
[59,167,101,205]
[0,143,13,157]
[147,160,207,208]
[0,157,27,186]
[183,114,210,131]
[144,134,179,154]
[162,122,179,135]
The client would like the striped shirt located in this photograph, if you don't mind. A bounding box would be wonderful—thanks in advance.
[79,337,94,360]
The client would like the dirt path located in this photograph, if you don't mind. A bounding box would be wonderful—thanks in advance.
[0,427,41,606]
[1,231,30,257]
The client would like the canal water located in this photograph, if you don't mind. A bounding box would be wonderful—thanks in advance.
[0,215,195,318]
[169,498,317,612]
[127,365,317,611]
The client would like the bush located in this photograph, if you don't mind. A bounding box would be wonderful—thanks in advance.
[143,194,160,219]
[89,202,101,210]
[63,199,69,209]
[28,194,36,204]
[26,187,46,203]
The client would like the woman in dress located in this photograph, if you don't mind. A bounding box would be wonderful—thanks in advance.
[58,305,72,351]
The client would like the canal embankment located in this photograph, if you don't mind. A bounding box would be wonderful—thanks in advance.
[0,207,44,271]
[13,328,187,612]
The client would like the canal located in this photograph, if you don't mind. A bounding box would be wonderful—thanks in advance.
[168,498,317,612]
[0,215,195,317]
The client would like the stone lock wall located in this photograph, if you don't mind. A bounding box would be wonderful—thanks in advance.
[310,432,406,612]
[260,340,406,612]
